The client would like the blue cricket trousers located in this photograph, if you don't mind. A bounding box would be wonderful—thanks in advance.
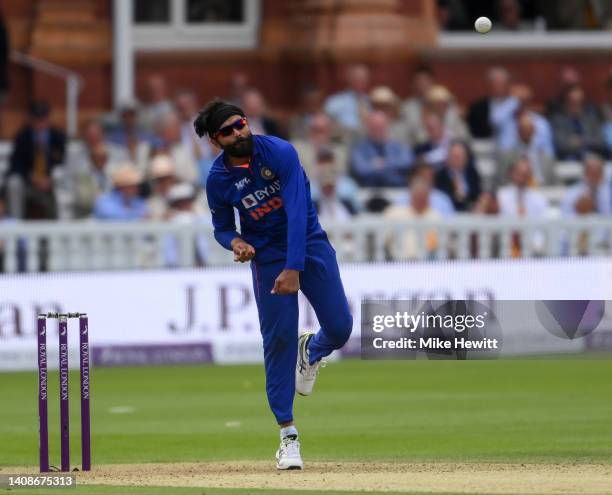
[250,237,353,424]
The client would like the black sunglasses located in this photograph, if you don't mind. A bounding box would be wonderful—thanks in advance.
[216,117,248,138]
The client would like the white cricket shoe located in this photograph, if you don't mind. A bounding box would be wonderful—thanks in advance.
[295,332,326,396]
[276,435,303,470]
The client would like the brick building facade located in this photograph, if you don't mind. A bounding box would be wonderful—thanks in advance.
[2,0,610,138]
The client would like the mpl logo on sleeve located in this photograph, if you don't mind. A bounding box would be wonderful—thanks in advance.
[235,177,251,191]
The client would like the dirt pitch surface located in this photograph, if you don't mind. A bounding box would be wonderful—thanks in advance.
[67,461,612,494]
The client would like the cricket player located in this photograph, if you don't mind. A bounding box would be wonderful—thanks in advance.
[194,100,353,470]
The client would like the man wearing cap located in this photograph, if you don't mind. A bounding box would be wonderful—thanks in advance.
[194,99,353,470]
[370,86,410,143]
[6,101,66,219]
[147,155,177,220]
[93,164,149,220]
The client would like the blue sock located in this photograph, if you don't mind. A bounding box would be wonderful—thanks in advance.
[280,425,298,439]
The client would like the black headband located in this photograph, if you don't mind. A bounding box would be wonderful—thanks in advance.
[206,103,245,137]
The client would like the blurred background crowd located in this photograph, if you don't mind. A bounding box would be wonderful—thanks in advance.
[2,63,611,229]
[0,0,611,266]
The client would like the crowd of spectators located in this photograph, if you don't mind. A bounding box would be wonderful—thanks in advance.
[1,63,612,261]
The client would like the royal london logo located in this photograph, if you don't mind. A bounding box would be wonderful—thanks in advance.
[260,166,276,180]
[235,177,251,191]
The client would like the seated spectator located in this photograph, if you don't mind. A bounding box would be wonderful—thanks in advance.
[324,64,371,137]
[499,112,555,185]
[289,85,324,141]
[561,154,611,216]
[292,112,348,177]
[551,86,606,160]
[384,165,446,260]
[71,119,127,170]
[140,74,174,130]
[153,111,198,184]
[369,86,410,143]
[164,182,208,267]
[497,158,549,256]
[108,101,152,172]
[561,154,611,255]
[5,101,66,219]
[414,112,452,170]
[313,167,355,223]
[435,140,482,211]
[147,155,177,220]
[546,66,583,117]
[174,90,217,184]
[94,165,149,220]
[69,143,115,218]
[497,158,549,217]
[394,162,455,216]
[349,111,413,187]
[495,84,554,158]
[310,148,361,215]
[242,88,285,138]
[421,85,470,144]
[401,65,436,144]
[468,66,512,139]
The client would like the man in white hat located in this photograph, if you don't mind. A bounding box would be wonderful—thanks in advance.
[93,164,149,220]
[370,86,410,143]
[163,182,208,267]
[147,155,177,220]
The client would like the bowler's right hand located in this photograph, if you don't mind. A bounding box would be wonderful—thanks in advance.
[231,238,256,263]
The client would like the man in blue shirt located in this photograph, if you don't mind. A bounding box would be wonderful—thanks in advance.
[194,100,353,470]
[93,165,149,220]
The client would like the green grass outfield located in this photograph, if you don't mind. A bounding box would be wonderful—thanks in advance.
[1,359,611,494]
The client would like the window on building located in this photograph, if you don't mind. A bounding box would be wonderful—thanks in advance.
[185,0,244,24]
[437,0,612,32]
[437,0,612,51]
[132,0,259,50]
[134,0,171,24]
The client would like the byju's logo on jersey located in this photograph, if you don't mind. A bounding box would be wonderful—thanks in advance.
[241,194,257,209]
[235,177,251,191]
[260,167,276,180]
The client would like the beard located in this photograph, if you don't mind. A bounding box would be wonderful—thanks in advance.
[223,134,254,158]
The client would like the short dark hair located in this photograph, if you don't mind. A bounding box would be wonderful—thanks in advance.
[194,98,220,138]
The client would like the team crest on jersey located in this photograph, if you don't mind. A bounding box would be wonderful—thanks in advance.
[260,166,276,180]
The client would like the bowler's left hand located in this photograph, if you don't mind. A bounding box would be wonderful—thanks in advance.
[271,269,300,295]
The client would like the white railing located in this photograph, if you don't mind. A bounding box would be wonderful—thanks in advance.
[1,216,612,273]
[10,51,84,137]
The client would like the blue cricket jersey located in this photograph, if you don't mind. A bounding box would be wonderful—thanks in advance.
[206,135,325,271]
